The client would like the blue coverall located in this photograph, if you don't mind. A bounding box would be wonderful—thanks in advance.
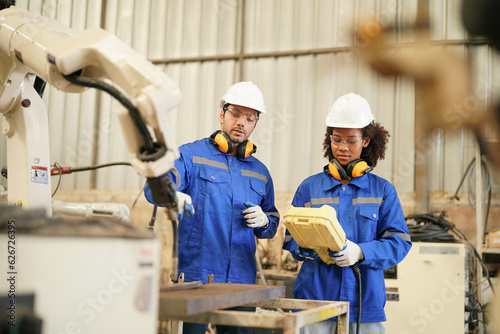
[145,137,280,284]
[283,171,412,323]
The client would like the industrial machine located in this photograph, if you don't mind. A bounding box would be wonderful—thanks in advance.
[0,5,181,219]
[0,5,185,333]
[384,242,469,334]
[0,205,161,334]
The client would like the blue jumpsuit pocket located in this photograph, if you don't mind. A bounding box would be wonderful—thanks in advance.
[248,178,266,205]
[358,206,379,242]
[199,169,230,213]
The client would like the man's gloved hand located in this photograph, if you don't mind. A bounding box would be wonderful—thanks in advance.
[296,247,318,261]
[242,201,269,228]
[176,191,194,217]
[329,240,364,267]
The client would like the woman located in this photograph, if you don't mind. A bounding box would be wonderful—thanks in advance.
[283,93,412,334]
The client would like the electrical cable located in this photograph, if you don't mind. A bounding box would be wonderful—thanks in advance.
[406,212,457,243]
[148,205,157,230]
[484,188,492,233]
[49,161,133,196]
[5,161,133,180]
[50,162,132,176]
[148,207,181,285]
[132,183,146,209]
[350,264,361,334]
[467,157,491,214]
[450,158,475,201]
[469,161,492,236]
[171,214,179,282]
[451,156,492,236]
[69,162,132,173]
[62,73,156,154]
[51,162,62,197]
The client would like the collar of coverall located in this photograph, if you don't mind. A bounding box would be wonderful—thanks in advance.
[322,172,369,191]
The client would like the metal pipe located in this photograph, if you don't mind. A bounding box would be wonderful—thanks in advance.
[238,0,246,81]
[150,38,490,65]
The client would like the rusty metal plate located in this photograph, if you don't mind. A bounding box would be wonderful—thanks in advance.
[159,283,285,317]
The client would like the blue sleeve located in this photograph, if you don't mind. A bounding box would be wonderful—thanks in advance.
[169,145,193,192]
[143,145,193,207]
[254,173,280,239]
[358,184,412,270]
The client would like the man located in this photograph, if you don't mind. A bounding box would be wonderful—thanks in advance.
[145,81,280,334]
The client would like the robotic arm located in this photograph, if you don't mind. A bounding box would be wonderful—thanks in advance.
[0,6,181,219]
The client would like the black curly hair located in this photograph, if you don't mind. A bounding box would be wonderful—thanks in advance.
[322,122,390,167]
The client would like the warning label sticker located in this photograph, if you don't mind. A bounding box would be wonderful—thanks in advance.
[31,166,48,184]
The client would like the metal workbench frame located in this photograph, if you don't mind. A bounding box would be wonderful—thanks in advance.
[164,298,350,334]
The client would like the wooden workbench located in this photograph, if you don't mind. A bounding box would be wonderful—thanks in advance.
[159,283,349,334]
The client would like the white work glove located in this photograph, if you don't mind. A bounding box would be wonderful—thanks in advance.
[176,191,194,217]
[242,201,269,228]
[330,240,364,267]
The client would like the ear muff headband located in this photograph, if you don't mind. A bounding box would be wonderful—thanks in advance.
[210,131,256,158]
[325,158,372,181]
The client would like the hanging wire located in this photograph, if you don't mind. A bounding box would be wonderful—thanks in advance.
[50,161,134,197]
[450,156,492,234]
[467,157,491,211]
[51,162,63,196]
[69,162,132,172]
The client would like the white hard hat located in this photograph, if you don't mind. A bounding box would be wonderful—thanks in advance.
[219,81,266,113]
[326,93,375,128]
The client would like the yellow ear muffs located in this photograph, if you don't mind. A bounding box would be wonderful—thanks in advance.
[209,131,257,158]
[324,158,373,181]
[210,131,234,154]
[236,140,257,159]
[346,159,372,178]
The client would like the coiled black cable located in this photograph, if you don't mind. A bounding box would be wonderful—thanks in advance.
[406,213,457,243]
[406,223,456,242]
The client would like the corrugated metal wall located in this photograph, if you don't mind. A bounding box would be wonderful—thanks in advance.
[1,0,499,197]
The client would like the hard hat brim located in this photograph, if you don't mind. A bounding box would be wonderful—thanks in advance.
[325,120,374,129]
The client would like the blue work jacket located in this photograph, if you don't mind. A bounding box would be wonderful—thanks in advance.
[146,137,279,284]
[283,171,411,323]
